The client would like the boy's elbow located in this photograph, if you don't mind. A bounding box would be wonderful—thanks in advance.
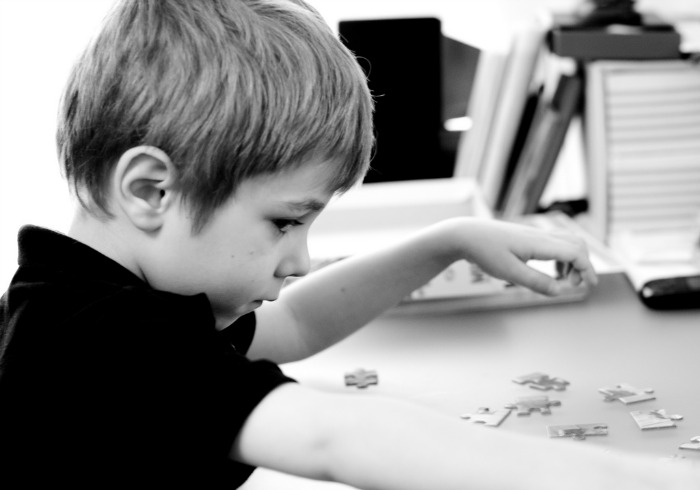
[229,383,354,482]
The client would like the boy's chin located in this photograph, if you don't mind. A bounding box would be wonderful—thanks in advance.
[214,301,262,330]
[233,300,263,316]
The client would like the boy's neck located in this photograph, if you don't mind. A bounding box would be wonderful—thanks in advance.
[68,208,147,282]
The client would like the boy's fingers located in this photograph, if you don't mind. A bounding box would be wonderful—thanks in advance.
[569,269,583,286]
[527,235,598,287]
[570,258,597,286]
[507,256,596,297]
[506,260,563,296]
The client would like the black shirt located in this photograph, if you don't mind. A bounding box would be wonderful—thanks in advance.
[0,226,295,488]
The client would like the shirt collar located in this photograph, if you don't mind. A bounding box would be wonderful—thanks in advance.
[16,225,146,288]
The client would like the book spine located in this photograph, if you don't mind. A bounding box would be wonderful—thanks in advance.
[500,72,583,219]
[584,62,612,242]
[454,50,508,179]
[478,22,546,210]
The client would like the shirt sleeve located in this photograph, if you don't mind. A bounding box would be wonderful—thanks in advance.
[83,290,295,485]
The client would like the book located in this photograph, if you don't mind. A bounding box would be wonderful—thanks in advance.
[583,59,700,243]
[453,37,510,180]
[476,20,548,210]
[393,212,606,314]
[494,80,543,211]
[499,71,583,219]
[397,255,590,314]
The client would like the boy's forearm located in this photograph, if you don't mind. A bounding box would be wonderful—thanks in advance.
[324,394,679,490]
[278,219,465,357]
[234,384,697,490]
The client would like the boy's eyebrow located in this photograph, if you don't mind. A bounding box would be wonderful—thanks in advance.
[282,199,327,213]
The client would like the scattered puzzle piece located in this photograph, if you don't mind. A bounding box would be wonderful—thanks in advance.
[344,368,378,389]
[547,423,608,441]
[505,395,561,416]
[630,409,683,430]
[513,372,569,391]
[460,407,512,427]
[598,383,655,404]
[679,436,700,451]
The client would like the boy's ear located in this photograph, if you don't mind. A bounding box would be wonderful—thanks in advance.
[113,146,178,232]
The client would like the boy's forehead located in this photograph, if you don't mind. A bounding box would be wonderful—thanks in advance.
[242,160,340,209]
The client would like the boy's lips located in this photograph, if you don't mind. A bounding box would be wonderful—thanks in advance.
[262,291,280,302]
[253,295,277,306]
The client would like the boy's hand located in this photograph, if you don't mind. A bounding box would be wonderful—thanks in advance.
[452,218,598,296]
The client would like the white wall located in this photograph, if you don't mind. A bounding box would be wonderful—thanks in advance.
[1,0,699,288]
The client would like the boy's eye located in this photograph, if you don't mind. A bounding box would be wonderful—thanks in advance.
[272,218,303,234]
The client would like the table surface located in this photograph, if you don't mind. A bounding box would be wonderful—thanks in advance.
[241,272,700,489]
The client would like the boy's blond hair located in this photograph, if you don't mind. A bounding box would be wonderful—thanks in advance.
[57,0,374,230]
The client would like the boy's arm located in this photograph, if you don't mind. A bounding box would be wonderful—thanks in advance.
[231,382,696,490]
[249,217,597,363]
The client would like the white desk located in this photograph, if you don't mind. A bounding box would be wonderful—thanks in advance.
[241,273,700,489]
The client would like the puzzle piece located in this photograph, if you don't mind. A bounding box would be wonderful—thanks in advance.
[344,368,378,389]
[599,383,655,404]
[513,372,569,391]
[679,436,700,451]
[505,395,561,416]
[460,407,512,427]
[630,409,683,430]
[547,423,608,441]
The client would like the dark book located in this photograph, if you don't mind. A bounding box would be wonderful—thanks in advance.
[494,84,544,212]
[500,72,583,219]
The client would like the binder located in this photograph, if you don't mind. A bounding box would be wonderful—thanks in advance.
[584,59,700,242]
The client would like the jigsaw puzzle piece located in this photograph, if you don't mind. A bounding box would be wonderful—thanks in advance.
[547,423,608,441]
[505,395,561,416]
[460,407,512,427]
[599,383,655,404]
[344,368,378,389]
[513,372,569,391]
[679,436,700,451]
[630,409,683,430]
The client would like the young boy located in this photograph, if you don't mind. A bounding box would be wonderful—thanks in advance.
[0,1,696,489]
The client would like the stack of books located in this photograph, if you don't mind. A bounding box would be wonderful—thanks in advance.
[584,59,700,243]
[454,17,552,212]
[454,12,587,219]
[455,6,695,232]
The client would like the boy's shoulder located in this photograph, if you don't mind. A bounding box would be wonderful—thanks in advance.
[2,225,214,340]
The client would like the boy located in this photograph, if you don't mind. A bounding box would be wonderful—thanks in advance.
[0,0,696,488]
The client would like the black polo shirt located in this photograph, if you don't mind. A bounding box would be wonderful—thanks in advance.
[0,225,295,488]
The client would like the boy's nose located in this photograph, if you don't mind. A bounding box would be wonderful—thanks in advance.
[276,241,311,279]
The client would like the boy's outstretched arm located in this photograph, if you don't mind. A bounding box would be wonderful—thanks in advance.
[231,382,696,490]
[250,217,597,362]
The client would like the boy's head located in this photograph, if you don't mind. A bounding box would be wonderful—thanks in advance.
[57,0,374,232]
